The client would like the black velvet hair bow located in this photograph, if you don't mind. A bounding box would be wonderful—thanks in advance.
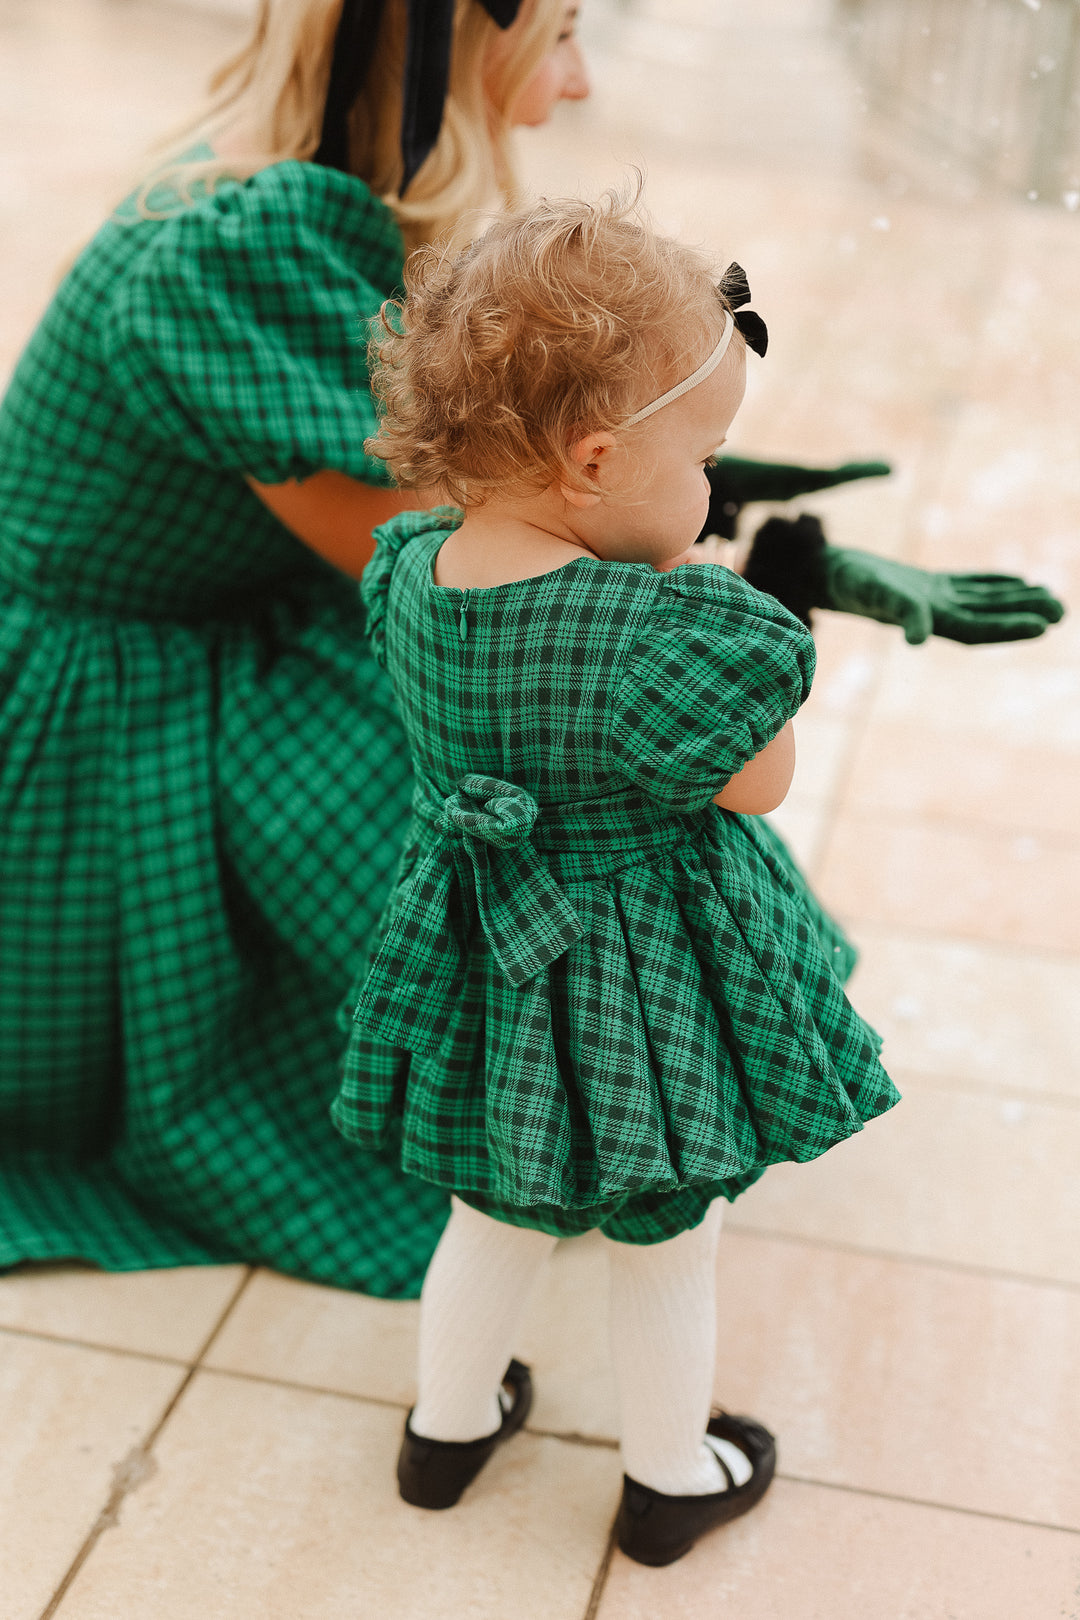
[719,263,769,357]
[314,0,522,192]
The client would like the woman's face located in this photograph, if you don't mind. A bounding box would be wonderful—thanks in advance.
[509,4,590,126]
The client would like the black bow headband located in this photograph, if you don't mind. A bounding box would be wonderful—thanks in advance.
[719,263,768,358]
[314,0,522,192]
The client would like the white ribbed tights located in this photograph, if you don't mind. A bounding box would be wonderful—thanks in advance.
[408,1195,750,1495]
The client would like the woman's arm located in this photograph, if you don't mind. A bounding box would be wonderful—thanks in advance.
[713,722,795,814]
[248,470,423,577]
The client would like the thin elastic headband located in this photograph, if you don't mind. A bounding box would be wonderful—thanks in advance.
[619,263,769,428]
[622,311,735,428]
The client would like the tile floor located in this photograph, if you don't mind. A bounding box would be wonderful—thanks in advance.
[1,1,1078,1616]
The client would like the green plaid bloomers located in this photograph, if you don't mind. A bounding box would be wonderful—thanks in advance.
[0,161,450,1295]
[332,512,899,1243]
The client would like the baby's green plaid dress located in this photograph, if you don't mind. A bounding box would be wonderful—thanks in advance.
[0,161,449,1295]
[333,512,899,1243]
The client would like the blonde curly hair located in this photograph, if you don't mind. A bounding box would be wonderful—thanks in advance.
[366,185,739,504]
[136,0,564,251]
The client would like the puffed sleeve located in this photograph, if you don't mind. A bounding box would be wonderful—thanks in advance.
[610,565,815,809]
[360,508,462,666]
[100,162,403,484]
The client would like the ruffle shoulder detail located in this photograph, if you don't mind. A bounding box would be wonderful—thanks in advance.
[360,507,462,666]
[100,161,405,484]
[610,562,816,809]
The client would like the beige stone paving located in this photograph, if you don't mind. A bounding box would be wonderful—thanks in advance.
[597,1480,1080,1620]
[52,1372,621,1620]
[203,1225,1080,1525]
[0,1265,248,1361]
[1,1,1078,1617]
[817,811,1080,952]
[729,1072,1080,1284]
[844,719,1080,838]
[847,925,1080,1100]
[0,1333,186,1619]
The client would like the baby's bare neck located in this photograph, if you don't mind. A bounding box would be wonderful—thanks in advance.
[433,495,594,589]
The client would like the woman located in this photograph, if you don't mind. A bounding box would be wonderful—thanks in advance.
[0,0,587,1296]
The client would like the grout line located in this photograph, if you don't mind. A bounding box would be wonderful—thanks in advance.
[843,908,1080,960]
[526,1424,618,1450]
[189,1363,615,1449]
[835,887,1080,959]
[191,1359,414,1411]
[38,1365,199,1620]
[189,1266,256,1365]
[581,1526,618,1620]
[882,1068,1080,1114]
[822,802,1080,853]
[36,1271,256,1620]
[846,919,1080,970]
[0,1322,190,1367]
[775,1471,1080,1538]
[3,1267,257,1375]
[846,914,1080,959]
[723,1222,1080,1295]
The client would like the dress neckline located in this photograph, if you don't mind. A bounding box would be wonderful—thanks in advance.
[427,548,606,598]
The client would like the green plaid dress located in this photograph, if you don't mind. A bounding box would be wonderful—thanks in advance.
[0,161,449,1295]
[333,512,899,1243]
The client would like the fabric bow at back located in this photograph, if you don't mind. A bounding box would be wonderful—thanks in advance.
[350,775,583,1055]
[315,0,522,191]
[719,263,769,358]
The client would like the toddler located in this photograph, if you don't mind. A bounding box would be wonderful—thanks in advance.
[332,188,898,1566]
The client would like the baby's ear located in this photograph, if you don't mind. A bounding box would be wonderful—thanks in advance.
[559,431,617,508]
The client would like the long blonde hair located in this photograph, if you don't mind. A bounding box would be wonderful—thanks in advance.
[137,0,564,251]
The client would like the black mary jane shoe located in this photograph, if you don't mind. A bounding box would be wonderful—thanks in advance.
[397,1359,533,1510]
[615,1412,776,1568]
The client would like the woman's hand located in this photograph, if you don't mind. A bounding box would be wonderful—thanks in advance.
[822,545,1065,645]
[714,722,795,814]
[248,470,424,578]
[742,513,1065,642]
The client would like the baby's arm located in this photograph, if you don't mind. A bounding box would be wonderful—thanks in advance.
[713,722,794,814]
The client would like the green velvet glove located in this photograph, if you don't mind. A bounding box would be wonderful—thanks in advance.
[714,454,891,503]
[822,547,1065,644]
[744,515,1065,645]
[702,456,891,541]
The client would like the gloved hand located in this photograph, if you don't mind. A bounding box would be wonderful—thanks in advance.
[823,546,1065,645]
[701,456,891,541]
[743,514,1065,645]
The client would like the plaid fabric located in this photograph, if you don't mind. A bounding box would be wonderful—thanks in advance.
[333,514,899,1243]
[0,163,449,1295]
